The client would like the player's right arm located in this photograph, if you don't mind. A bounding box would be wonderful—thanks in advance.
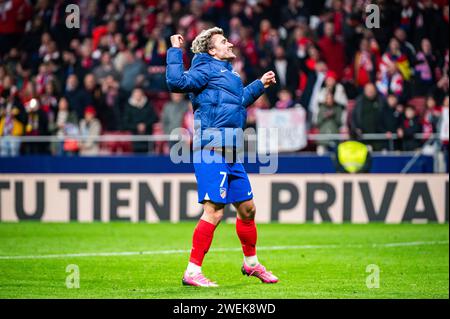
[166,34,210,93]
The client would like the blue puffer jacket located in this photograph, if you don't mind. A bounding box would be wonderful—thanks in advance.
[166,47,265,149]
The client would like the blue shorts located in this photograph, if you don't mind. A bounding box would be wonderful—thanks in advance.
[193,149,253,204]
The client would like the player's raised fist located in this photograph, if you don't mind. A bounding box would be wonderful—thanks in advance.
[260,71,276,88]
[170,34,184,48]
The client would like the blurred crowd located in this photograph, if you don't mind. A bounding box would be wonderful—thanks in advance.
[0,0,449,157]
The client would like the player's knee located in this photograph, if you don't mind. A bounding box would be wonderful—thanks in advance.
[214,210,224,221]
[203,201,224,223]
[204,209,223,223]
[241,204,256,220]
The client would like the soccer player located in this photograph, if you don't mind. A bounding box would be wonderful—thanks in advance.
[166,27,278,287]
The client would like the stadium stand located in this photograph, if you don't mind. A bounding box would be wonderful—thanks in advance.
[0,0,448,167]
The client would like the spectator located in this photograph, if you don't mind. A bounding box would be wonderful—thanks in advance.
[414,38,439,96]
[289,25,312,60]
[92,51,120,84]
[317,21,346,80]
[49,0,78,50]
[119,50,147,94]
[123,87,159,153]
[58,49,82,90]
[4,49,20,77]
[35,62,54,95]
[32,0,53,32]
[143,26,168,66]
[436,49,449,100]
[258,19,281,57]
[92,20,117,52]
[0,89,26,156]
[280,0,309,33]
[22,98,49,155]
[162,93,189,148]
[397,105,423,151]
[300,60,328,124]
[78,39,95,79]
[351,83,384,150]
[77,1,98,39]
[352,37,380,90]
[376,56,405,100]
[378,94,403,151]
[146,58,168,92]
[422,95,442,140]
[393,27,416,65]
[398,0,418,40]
[41,40,60,64]
[298,44,320,91]
[78,73,102,118]
[438,95,449,172]
[1,71,17,97]
[342,12,364,63]
[79,105,102,156]
[0,0,32,55]
[266,45,299,105]
[437,4,449,55]
[240,26,260,73]
[38,32,53,61]
[111,37,128,69]
[51,97,78,156]
[275,89,295,109]
[170,1,187,29]
[101,1,124,26]
[98,75,121,131]
[15,62,32,93]
[228,17,243,46]
[40,80,58,125]
[414,0,441,50]
[64,74,85,120]
[257,19,272,51]
[379,37,412,83]
[329,0,345,38]
[316,91,345,154]
[316,70,348,124]
[19,80,36,107]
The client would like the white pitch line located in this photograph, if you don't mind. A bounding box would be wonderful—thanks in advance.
[0,240,447,261]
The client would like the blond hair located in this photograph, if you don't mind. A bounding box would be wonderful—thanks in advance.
[191,27,224,54]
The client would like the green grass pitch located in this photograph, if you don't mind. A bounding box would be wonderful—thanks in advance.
[0,222,448,299]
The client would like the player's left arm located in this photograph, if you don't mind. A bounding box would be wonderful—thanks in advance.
[242,71,276,108]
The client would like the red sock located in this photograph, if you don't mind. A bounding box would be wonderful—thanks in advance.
[189,219,217,266]
[236,218,257,256]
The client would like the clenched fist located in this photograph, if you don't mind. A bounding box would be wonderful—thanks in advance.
[260,71,276,88]
[170,34,184,48]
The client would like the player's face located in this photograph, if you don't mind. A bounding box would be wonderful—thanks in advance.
[209,34,236,61]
